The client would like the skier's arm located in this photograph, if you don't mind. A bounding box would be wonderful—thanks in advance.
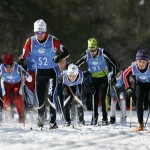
[123,66,133,89]
[22,37,32,61]
[53,37,70,63]
[17,37,31,68]
[18,65,32,82]
[76,52,87,67]
[83,71,95,95]
[103,50,118,77]
[83,71,93,84]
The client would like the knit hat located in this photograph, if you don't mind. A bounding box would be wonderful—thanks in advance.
[67,64,79,76]
[136,50,148,60]
[88,38,98,50]
[3,54,14,65]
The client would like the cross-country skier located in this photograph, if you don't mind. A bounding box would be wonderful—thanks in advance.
[109,69,127,125]
[123,50,150,131]
[54,59,69,110]
[0,54,32,123]
[20,19,69,128]
[58,64,95,126]
[76,38,118,125]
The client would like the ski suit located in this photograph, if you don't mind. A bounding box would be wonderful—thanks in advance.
[109,70,126,122]
[58,70,92,125]
[76,48,118,124]
[21,34,69,125]
[0,63,32,120]
[123,60,150,124]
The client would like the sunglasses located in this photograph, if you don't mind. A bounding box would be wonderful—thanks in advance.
[4,64,14,68]
[89,49,97,53]
[35,31,45,35]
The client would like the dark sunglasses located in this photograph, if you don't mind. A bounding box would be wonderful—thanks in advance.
[4,64,14,68]
[35,31,45,35]
[89,49,97,53]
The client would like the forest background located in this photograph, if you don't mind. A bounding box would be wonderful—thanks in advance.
[0,0,150,69]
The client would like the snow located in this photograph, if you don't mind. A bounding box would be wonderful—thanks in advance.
[0,110,150,150]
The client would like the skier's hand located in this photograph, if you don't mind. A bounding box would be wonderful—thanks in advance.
[111,76,116,86]
[126,87,134,97]
[89,84,96,95]
[53,55,61,63]
[17,58,24,66]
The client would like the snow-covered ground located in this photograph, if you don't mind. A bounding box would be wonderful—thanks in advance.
[0,110,150,150]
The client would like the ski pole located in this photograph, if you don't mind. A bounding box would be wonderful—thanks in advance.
[21,79,26,127]
[0,97,12,115]
[57,95,65,122]
[67,85,82,126]
[92,94,95,123]
[0,97,13,121]
[130,96,132,128]
[113,86,121,110]
[67,85,82,106]
[145,108,150,128]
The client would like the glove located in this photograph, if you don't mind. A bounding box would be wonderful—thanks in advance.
[17,58,24,65]
[53,55,61,63]
[89,84,96,95]
[111,76,116,86]
[126,87,134,97]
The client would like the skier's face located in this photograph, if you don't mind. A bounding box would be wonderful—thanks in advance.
[35,32,46,41]
[116,71,121,78]
[68,74,77,82]
[4,64,14,73]
[136,60,148,70]
[89,49,97,57]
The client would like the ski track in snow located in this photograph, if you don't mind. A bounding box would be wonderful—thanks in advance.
[0,110,150,150]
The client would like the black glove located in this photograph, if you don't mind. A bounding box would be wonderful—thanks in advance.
[17,58,24,65]
[89,84,96,95]
[53,55,61,63]
[111,77,116,86]
[126,87,134,97]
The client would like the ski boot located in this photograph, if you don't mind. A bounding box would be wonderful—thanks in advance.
[120,116,127,125]
[135,123,144,132]
[64,121,71,127]
[37,114,45,127]
[102,118,108,126]
[78,120,85,127]
[19,116,25,123]
[109,116,116,124]
[91,115,98,125]
[49,122,58,129]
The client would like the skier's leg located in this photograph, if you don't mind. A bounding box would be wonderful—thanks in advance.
[100,79,108,125]
[36,74,48,127]
[63,86,72,126]
[91,78,99,125]
[119,89,127,124]
[48,77,58,129]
